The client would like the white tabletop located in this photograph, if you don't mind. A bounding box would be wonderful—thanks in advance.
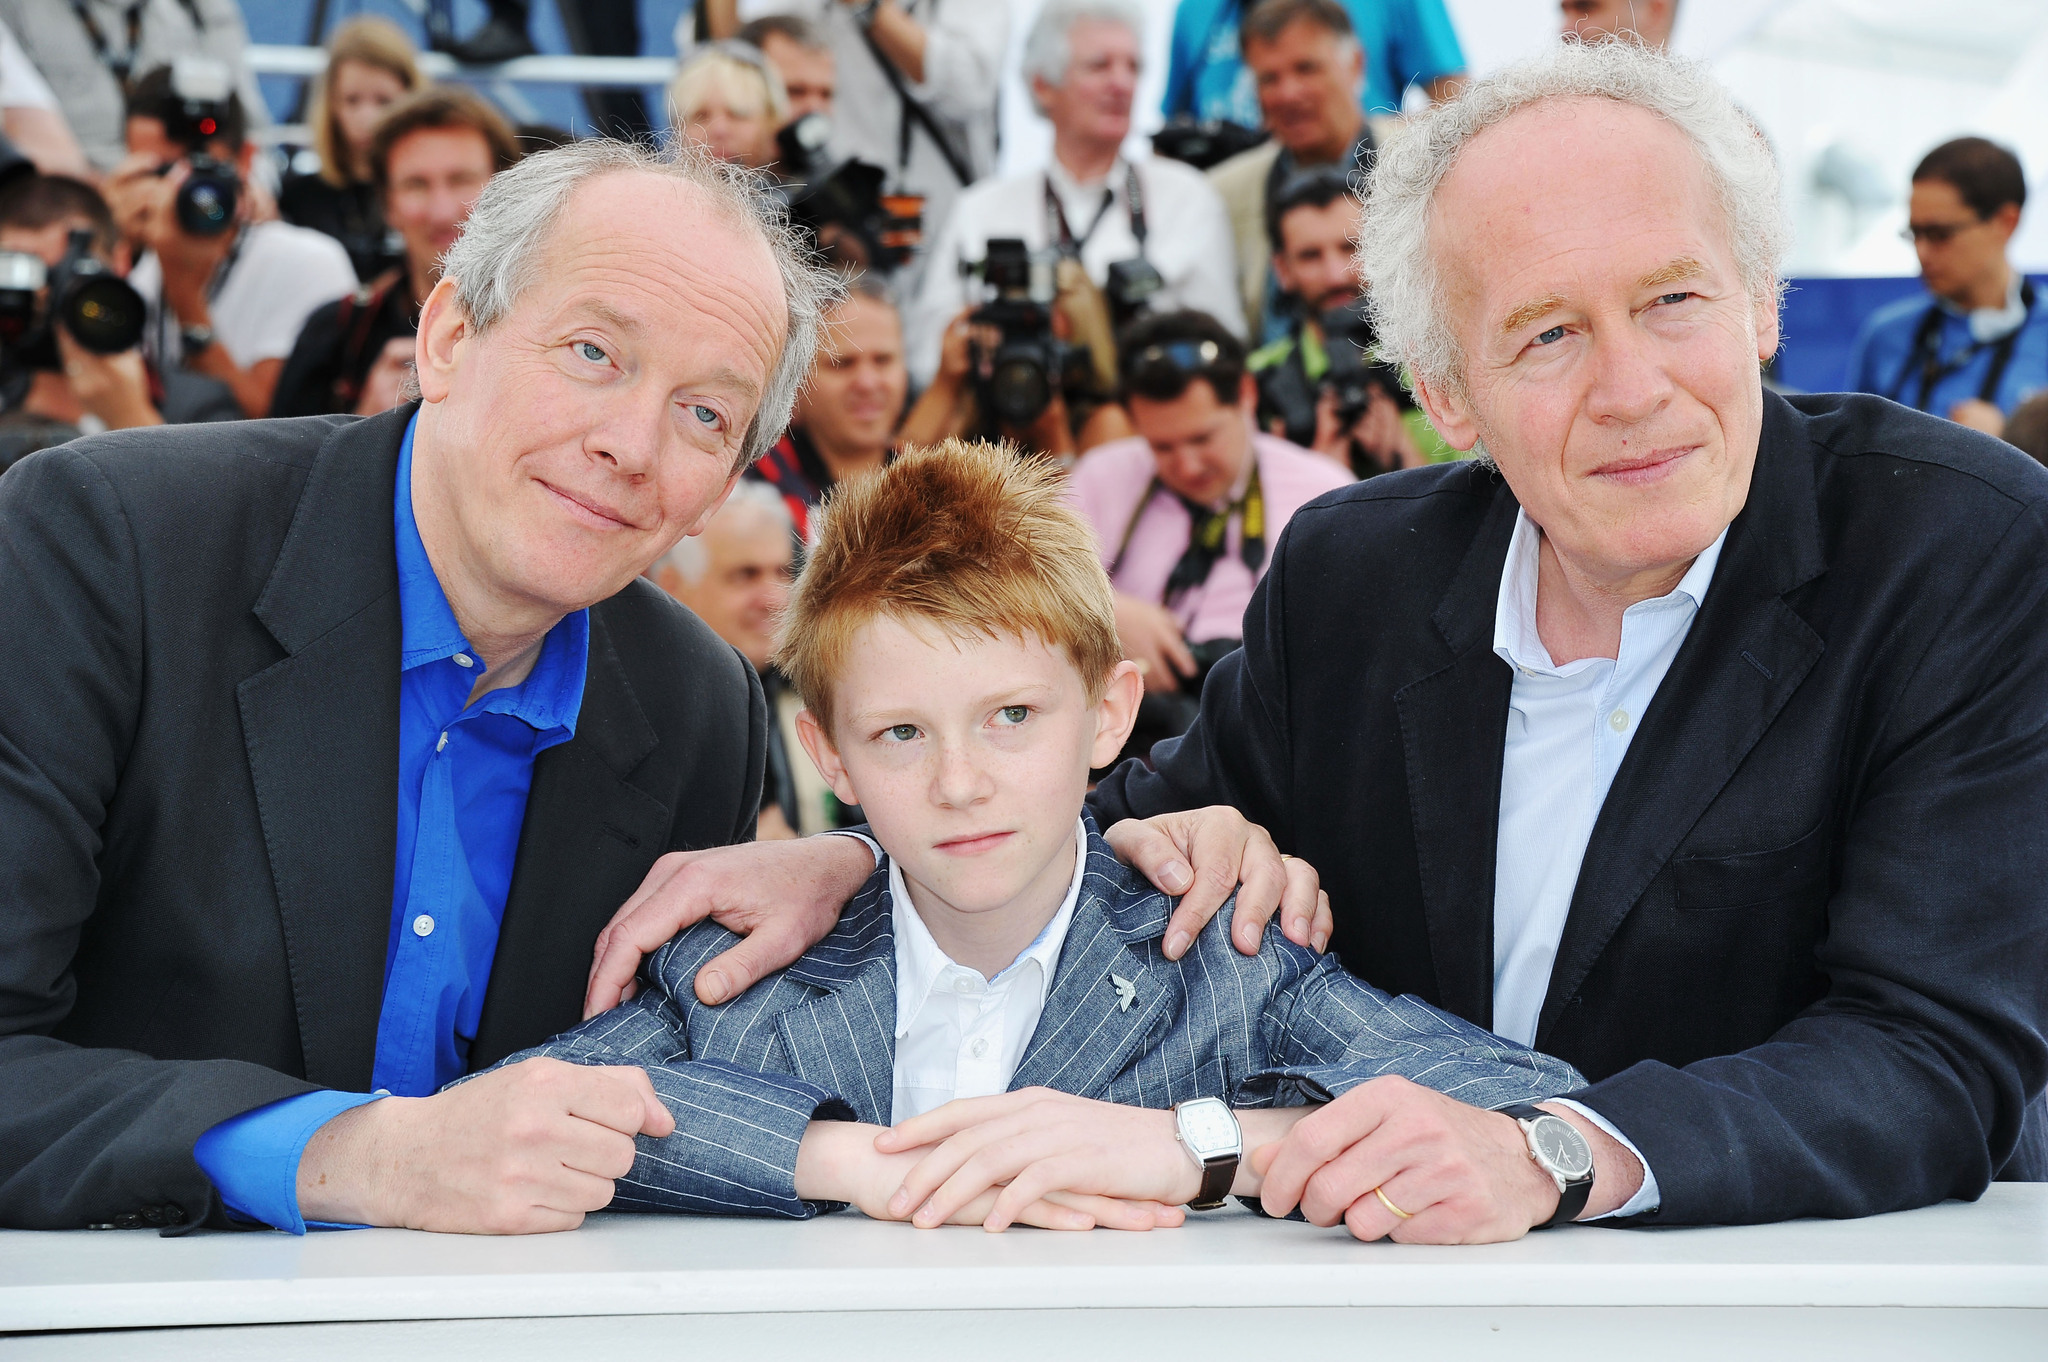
[5,1185,2048,1338]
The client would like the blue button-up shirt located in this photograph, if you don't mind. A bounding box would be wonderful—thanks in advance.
[1848,278,2048,418]
[192,413,590,1232]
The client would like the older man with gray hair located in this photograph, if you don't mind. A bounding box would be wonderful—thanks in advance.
[905,0,1244,385]
[593,39,2048,1243]
[0,138,840,1234]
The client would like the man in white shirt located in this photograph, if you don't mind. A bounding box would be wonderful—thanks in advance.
[905,0,1244,386]
[111,66,356,418]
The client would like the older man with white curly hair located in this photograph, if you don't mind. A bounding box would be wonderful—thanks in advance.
[593,39,2048,1243]
[0,139,842,1234]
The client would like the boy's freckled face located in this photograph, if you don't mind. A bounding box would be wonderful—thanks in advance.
[807,617,1121,922]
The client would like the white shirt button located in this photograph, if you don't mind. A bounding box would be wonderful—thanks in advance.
[453,653,474,668]
[1608,709,1630,733]
[952,975,978,994]
[412,914,435,938]
[436,731,448,752]
[970,1038,990,1059]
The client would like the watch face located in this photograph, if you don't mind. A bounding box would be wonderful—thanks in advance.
[1530,1115,1594,1180]
[1177,1099,1241,1159]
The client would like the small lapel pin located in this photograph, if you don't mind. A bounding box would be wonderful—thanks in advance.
[1110,973,1138,1012]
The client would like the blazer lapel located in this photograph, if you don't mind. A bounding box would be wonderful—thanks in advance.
[1391,482,1521,1028]
[772,872,900,1125]
[469,610,671,1068]
[237,405,414,1090]
[1010,843,1176,1099]
[1538,394,1828,1041]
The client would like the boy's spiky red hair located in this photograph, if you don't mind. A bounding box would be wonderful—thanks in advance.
[776,439,1121,726]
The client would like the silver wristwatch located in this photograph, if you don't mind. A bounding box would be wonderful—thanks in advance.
[1173,1097,1242,1210]
[1499,1103,1594,1227]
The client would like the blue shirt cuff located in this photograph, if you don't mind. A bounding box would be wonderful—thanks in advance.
[192,1090,386,1234]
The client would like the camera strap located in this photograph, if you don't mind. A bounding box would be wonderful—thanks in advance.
[1045,164,1148,259]
[856,3,976,187]
[1108,457,1267,611]
[1888,279,2038,411]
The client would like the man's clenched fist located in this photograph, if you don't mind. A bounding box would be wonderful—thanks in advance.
[296,1057,675,1233]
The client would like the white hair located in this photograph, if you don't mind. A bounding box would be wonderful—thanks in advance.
[437,137,840,468]
[1358,39,1787,396]
[653,479,794,585]
[1022,0,1146,93]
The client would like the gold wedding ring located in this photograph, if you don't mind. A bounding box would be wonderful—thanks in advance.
[1373,1185,1413,1220]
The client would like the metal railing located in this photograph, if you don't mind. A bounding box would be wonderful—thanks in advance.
[246,44,676,88]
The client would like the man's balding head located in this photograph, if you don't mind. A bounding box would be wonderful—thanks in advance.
[409,142,837,638]
[1361,41,1782,596]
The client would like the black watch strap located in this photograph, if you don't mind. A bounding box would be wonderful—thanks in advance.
[1500,1103,1592,1229]
[1190,1156,1236,1211]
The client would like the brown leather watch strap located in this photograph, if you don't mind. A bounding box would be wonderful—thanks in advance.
[1190,1155,1237,1211]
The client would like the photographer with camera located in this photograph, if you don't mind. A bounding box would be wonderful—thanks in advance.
[272,87,520,419]
[739,15,837,124]
[1209,0,1378,343]
[907,0,1242,391]
[1248,170,1425,477]
[0,172,240,470]
[747,272,908,539]
[106,61,357,420]
[1068,309,1349,757]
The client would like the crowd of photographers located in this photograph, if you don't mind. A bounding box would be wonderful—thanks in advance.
[0,0,2042,835]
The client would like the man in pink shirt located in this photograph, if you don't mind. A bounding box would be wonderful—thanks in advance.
[1069,309,1352,757]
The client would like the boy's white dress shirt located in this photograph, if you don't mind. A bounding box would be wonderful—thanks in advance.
[890,819,1086,1123]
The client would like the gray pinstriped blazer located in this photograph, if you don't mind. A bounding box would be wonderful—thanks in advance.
[482,820,1585,1218]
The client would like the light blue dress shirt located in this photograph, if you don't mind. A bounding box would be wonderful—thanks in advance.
[1490,508,1727,1220]
[1847,275,2048,419]
[191,412,590,1232]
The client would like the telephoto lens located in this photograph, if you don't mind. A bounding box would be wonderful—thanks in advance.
[174,154,240,236]
[50,229,145,354]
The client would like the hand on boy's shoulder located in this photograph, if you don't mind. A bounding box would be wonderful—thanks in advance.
[586,834,880,1018]
[1099,806,1332,960]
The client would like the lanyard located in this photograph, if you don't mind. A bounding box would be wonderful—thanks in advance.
[1888,279,2038,412]
[71,1,147,83]
[1107,457,1265,623]
[1045,164,1148,258]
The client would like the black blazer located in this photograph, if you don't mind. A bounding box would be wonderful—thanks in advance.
[0,406,766,1230]
[1093,391,2048,1225]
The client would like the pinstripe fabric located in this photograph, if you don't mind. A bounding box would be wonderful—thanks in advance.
[481,819,1585,1219]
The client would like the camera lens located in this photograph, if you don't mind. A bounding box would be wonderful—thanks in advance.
[987,353,1052,427]
[175,161,240,237]
[61,275,147,354]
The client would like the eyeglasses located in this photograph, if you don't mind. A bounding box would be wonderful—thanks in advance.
[1125,339,1226,397]
[1900,218,1984,246]
[1129,339,1221,376]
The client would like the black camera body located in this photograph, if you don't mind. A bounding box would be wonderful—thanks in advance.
[1102,256,1164,332]
[0,228,148,374]
[1318,299,1406,430]
[773,114,922,272]
[1150,116,1269,172]
[963,238,1090,429]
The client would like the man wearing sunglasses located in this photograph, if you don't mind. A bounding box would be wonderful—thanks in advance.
[1849,137,2048,437]
[1067,309,1349,758]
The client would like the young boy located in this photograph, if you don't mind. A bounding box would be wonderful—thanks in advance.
[478,440,1585,1232]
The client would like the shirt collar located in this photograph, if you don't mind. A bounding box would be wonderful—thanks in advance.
[891,817,1087,1040]
[393,410,590,736]
[1958,272,2030,344]
[1491,507,1726,675]
[1047,153,1122,202]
